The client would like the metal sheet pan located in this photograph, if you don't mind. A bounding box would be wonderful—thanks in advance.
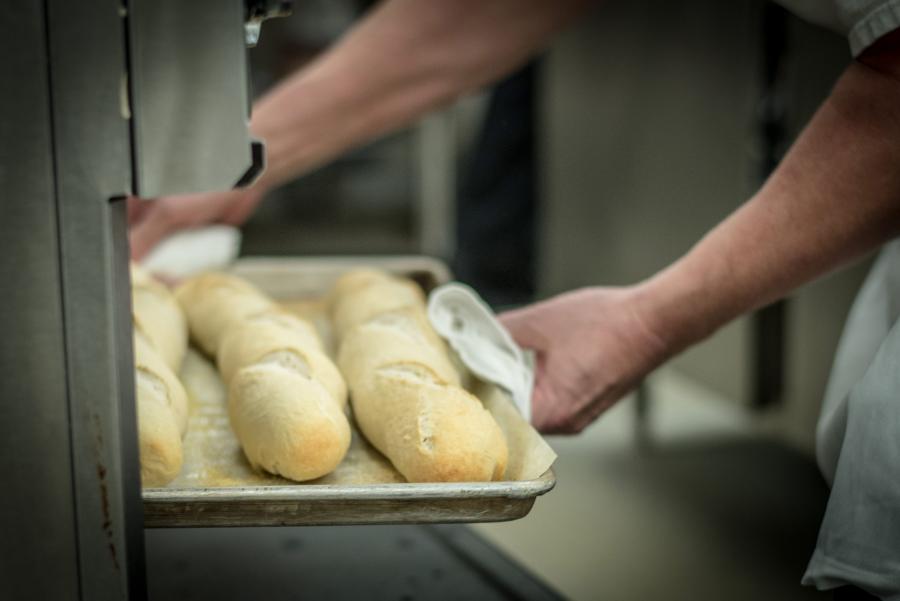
[142,256,556,527]
[143,470,555,527]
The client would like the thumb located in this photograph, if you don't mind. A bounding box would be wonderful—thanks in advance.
[499,306,546,351]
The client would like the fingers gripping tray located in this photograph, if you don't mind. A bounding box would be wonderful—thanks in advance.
[142,256,556,527]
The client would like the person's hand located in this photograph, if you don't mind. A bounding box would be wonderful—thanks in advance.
[500,287,670,434]
[128,185,266,260]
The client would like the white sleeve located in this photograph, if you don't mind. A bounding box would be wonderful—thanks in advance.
[838,0,900,56]
[775,0,900,56]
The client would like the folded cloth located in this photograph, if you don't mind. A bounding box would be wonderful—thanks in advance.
[428,283,534,422]
[142,225,241,281]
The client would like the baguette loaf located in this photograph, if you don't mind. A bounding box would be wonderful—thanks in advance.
[174,273,275,356]
[131,263,188,370]
[330,272,426,341]
[332,270,507,482]
[218,310,347,408]
[228,363,349,481]
[135,372,183,487]
[177,273,350,481]
[134,343,186,486]
[134,334,189,436]
[130,265,190,487]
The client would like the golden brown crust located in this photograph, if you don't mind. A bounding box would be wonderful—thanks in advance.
[327,268,392,304]
[228,364,350,481]
[136,375,184,487]
[179,272,351,482]
[352,369,507,482]
[131,264,188,371]
[134,335,189,436]
[217,310,321,376]
[174,273,274,356]
[218,314,347,409]
[330,275,426,341]
[131,266,190,487]
[337,316,460,391]
[332,269,508,483]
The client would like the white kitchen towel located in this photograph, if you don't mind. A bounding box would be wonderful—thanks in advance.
[428,283,534,422]
[142,225,241,280]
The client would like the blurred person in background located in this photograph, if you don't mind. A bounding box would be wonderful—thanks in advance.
[129,1,900,598]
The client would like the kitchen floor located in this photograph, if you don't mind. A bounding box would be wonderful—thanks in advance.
[473,368,832,601]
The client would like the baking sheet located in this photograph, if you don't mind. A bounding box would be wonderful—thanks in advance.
[142,257,556,527]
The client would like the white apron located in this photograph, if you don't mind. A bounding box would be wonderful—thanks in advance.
[802,241,900,598]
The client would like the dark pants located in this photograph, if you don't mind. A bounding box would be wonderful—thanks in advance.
[454,61,538,308]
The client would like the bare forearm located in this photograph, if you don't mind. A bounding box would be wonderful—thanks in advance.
[637,50,900,354]
[250,0,590,191]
